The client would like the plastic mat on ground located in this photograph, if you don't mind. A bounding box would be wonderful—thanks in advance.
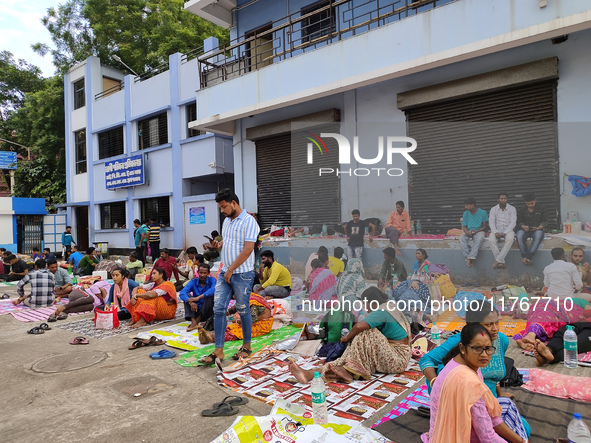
[435,310,526,337]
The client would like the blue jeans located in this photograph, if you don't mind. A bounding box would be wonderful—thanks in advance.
[516,229,544,259]
[213,270,255,349]
[348,246,363,259]
[459,231,485,260]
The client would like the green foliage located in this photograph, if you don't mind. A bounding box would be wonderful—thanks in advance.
[0,51,45,118]
[37,0,229,74]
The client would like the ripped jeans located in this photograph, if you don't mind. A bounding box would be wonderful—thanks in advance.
[213,270,255,349]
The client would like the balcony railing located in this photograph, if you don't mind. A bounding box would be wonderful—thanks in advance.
[198,0,451,89]
[95,82,124,100]
[134,61,171,83]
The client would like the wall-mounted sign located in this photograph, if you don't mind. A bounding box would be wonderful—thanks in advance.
[0,152,17,170]
[189,206,205,224]
[105,154,145,190]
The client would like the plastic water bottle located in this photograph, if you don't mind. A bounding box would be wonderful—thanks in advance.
[364,226,369,236]
[417,220,422,235]
[392,273,398,286]
[284,226,289,239]
[564,325,578,369]
[322,224,328,237]
[71,275,77,285]
[431,322,441,346]
[311,372,328,424]
[567,413,591,442]
[67,264,72,275]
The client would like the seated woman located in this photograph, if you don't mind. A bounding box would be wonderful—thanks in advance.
[308,255,338,310]
[513,297,591,351]
[336,258,366,305]
[197,293,274,351]
[420,299,530,438]
[413,248,431,276]
[125,251,143,281]
[48,279,111,321]
[289,287,412,383]
[126,267,177,329]
[105,267,139,321]
[422,324,528,443]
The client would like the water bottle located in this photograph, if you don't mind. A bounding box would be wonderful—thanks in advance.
[564,325,578,369]
[322,224,328,237]
[431,322,441,346]
[311,372,328,424]
[567,413,591,443]
[417,220,422,235]
[284,226,289,239]
[364,226,369,236]
[71,275,77,285]
[67,264,72,275]
[392,273,398,286]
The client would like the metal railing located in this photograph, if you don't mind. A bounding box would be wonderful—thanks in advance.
[181,45,205,64]
[95,82,124,100]
[134,61,171,83]
[198,0,450,88]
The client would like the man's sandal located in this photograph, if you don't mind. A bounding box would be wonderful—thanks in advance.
[200,353,218,365]
[232,346,252,360]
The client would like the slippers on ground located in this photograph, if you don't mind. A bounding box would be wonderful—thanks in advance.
[149,349,177,359]
[57,313,68,320]
[47,314,57,322]
[27,327,44,334]
[201,402,238,417]
[0,293,10,299]
[147,336,165,346]
[213,395,248,409]
[70,336,89,345]
[39,323,51,331]
[129,339,150,350]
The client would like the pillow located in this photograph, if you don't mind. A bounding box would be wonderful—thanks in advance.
[523,368,591,402]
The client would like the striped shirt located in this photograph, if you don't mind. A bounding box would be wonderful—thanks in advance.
[17,269,55,308]
[148,223,162,242]
[220,210,260,274]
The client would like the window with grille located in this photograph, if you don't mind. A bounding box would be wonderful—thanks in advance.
[186,103,203,138]
[138,112,168,149]
[140,197,170,226]
[74,129,87,174]
[301,1,335,44]
[98,126,124,159]
[100,201,126,229]
[73,79,85,109]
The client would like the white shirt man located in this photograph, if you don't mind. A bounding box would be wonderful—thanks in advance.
[544,248,583,299]
[488,194,517,269]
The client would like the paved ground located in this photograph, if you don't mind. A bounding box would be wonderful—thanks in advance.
[3,282,591,442]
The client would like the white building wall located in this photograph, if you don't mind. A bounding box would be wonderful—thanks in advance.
[93,90,125,131]
[131,72,171,119]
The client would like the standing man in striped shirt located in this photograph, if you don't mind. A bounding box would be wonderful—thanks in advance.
[201,189,259,365]
[148,218,162,262]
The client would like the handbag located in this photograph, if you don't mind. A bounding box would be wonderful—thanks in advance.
[94,307,120,329]
[434,274,457,299]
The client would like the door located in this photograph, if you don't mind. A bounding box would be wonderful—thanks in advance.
[183,200,220,251]
[246,24,274,72]
[17,215,43,255]
[75,206,89,250]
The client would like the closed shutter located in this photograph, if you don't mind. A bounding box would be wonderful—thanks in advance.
[255,124,341,229]
[406,80,559,233]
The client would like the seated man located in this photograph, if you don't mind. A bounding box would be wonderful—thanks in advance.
[179,263,216,332]
[328,247,345,278]
[516,192,546,266]
[378,247,408,290]
[203,230,222,262]
[0,254,29,282]
[460,197,489,267]
[48,259,73,298]
[544,247,583,300]
[534,322,591,366]
[43,248,57,262]
[571,247,591,293]
[254,250,292,299]
[125,251,143,280]
[151,248,179,282]
[384,200,411,256]
[67,245,84,270]
[12,259,55,308]
[487,193,517,270]
[174,247,203,290]
[31,247,43,261]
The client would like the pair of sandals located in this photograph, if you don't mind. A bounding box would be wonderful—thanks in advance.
[0,293,10,299]
[128,336,166,350]
[70,336,89,345]
[47,312,68,322]
[200,346,253,369]
[201,396,248,417]
[27,323,52,334]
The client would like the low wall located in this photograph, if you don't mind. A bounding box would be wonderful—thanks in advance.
[262,236,588,287]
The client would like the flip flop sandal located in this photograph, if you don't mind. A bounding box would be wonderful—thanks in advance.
[201,402,238,417]
[147,336,165,346]
[47,314,57,322]
[57,313,68,320]
[0,294,10,299]
[149,349,177,359]
[232,346,252,360]
[199,353,218,365]
[70,336,89,345]
[39,323,51,331]
[129,339,150,350]
[213,395,249,409]
[27,327,44,334]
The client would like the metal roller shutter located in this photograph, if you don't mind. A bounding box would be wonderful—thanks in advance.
[406,80,559,234]
[255,124,341,229]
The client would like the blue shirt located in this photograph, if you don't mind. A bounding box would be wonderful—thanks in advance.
[134,224,148,247]
[68,251,84,268]
[419,331,508,396]
[462,208,489,231]
[61,232,75,246]
[179,276,217,306]
[220,211,260,274]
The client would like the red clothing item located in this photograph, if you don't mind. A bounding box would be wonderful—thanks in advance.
[153,256,179,281]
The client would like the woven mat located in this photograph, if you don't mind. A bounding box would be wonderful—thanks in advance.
[372,383,430,428]
[56,305,184,339]
[0,298,71,317]
[175,325,301,367]
[435,310,527,337]
[215,349,424,422]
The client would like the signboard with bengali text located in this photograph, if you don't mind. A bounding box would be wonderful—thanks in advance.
[105,154,145,190]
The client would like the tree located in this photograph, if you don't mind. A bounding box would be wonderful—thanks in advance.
[0,51,45,118]
[35,0,229,75]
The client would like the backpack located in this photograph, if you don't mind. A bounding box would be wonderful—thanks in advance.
[364,217,383,235]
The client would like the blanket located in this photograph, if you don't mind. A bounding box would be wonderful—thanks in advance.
[435,310,526,337]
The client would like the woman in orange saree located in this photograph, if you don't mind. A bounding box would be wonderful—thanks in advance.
[127,267,177,329]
